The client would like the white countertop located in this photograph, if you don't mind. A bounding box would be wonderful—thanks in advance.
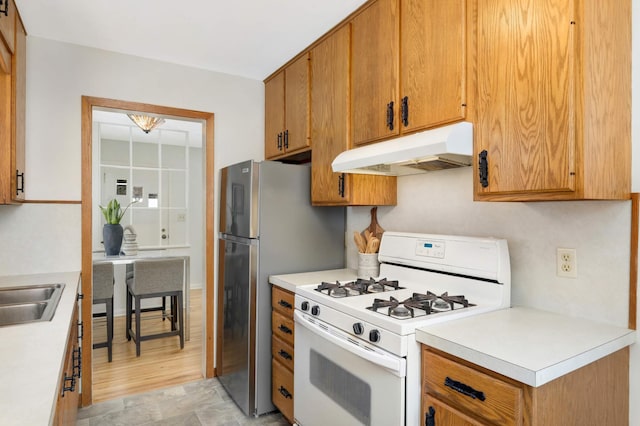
[269,268,357,293]
[416,306,636,387]
[0,271,81,426]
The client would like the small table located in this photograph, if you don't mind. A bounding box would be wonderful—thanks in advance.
[92,252,191,341]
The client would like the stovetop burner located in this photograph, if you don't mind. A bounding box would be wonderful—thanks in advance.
[367,291,474,319]
[315,278,404,297]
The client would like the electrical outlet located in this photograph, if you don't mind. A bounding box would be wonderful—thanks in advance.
[556,248,577,278]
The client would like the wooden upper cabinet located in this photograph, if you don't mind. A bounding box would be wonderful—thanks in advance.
[351,0,400,146]
[400,0,466,133]
[473,0,631,201]
[264,54,311,160]
[0,3,25,204]
[265,71,285,159]
[11,15,25,202]
[311,24,396,206]
[0,0,15,73]
[351,0,467,146]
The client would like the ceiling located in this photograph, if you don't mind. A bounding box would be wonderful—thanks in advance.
[14,0,368,81]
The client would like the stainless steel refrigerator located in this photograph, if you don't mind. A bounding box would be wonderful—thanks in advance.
[217,160,345,417]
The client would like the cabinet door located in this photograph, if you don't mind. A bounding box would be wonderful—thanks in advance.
[0,46,10,203]
[352,0,399,146]
[11,16,25,201]
[311,25,351,204]
[423,396,485,426]
[475,0,576,196]
[400,0,466,133]
[284,53,310,154]
[265,71,285,159]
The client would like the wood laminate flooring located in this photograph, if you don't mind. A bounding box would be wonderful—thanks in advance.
[92,289,204,403]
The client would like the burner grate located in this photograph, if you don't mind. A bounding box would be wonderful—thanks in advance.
[315,278,404,297]
[366,291,474,319]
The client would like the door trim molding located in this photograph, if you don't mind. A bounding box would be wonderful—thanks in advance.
[80,96,215,406]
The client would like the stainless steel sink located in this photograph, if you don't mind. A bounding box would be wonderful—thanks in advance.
[0,283,65,326]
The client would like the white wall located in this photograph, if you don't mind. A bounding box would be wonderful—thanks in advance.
[0,37,264,278]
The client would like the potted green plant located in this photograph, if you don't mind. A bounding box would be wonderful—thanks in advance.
[99,199,135,255]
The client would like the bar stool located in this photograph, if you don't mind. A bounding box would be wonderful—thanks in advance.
[126,258,185,357]
[92,262,114,362]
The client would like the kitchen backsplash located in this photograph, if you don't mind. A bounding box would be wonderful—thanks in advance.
[0,204,82,275]
[347,167,631,328]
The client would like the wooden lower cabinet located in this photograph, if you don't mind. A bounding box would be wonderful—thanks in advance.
[54,297,81,425]
[272,286,295,424]
[422,346,629,425]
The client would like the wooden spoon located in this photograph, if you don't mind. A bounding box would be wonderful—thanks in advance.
[366,237,380,254]
[354,231,367,253]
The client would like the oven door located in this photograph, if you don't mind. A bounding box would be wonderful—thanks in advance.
[294,310,406,426]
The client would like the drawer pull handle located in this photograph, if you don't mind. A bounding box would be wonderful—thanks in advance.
[278,299,292,309]
[278,324,293,334]
[278,349,292,360]
[444,376,486,401]
[62,374,76,395]
[278,386,292,399]
[425,406,435,426]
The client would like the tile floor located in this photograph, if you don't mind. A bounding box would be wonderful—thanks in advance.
[77,378,290,425]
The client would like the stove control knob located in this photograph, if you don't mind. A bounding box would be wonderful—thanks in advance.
[301,301,309,311]
[311,305,320,316]
[353,323,364,335]
[369,329,381,343]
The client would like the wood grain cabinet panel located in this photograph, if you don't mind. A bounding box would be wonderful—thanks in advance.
[473,0,631,201]
[0,0,16,72]
[400,0,466,133]
[351,0,400,146]
[272,358,294,423]
[0,3,25,204]
[264,54,311,160]
[54,297,81,425]
[271,286,295,424]
[423,350,522,425]
[351,0,466,147]
[310,23,397,206]
[422,346,630,426]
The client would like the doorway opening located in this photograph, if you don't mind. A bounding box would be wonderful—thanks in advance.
[80,97,215,407]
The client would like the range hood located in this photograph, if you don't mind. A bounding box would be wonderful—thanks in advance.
[332,121,473,176]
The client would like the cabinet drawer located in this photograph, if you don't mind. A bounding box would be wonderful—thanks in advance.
[272,310,295,346]
[272,286,295,317]
[423,349,523,425]
[423,394,485,426]
[272,335,294,372]
[272,358,294,423]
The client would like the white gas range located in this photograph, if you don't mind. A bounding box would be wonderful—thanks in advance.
[293,232,511,426]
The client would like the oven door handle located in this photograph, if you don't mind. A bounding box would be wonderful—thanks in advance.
[294,310,406,377]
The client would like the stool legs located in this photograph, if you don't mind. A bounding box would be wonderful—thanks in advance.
[126,288,184,357]
[106,298,113,362]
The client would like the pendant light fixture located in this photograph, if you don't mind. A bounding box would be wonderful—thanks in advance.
[127,114,165,134]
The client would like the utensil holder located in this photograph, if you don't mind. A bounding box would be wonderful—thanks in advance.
[358,253,380,279]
